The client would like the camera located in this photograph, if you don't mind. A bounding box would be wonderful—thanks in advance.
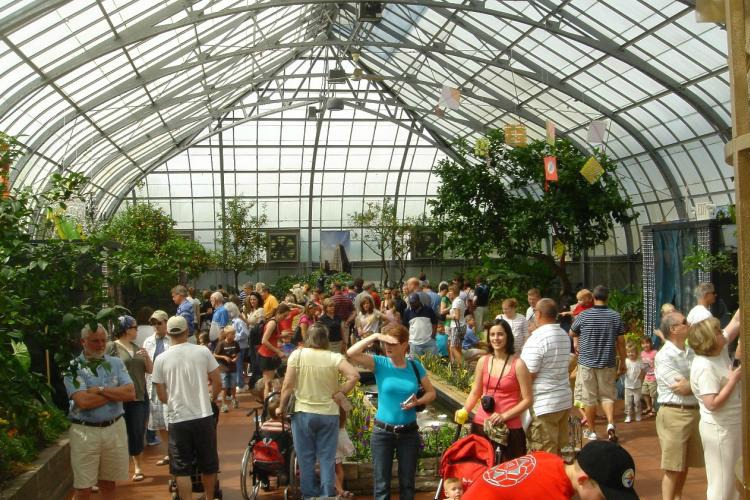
[481,395,495,413]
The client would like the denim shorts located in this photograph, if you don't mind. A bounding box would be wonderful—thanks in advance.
[221,370,237,389]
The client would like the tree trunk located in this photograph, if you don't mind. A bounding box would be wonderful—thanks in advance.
[532,253,572,296]
[380,253,389,287]
[234,270,239,290]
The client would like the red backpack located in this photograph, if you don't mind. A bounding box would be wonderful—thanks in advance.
[252,437,285,470]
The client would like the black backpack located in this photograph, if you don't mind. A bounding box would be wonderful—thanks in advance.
[249,319,265,348]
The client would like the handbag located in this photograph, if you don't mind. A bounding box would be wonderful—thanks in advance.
[408,360,427,412]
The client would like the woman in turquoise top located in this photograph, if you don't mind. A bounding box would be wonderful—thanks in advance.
[347,323,436,500]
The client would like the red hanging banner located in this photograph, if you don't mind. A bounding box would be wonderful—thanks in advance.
[544,155,557,191]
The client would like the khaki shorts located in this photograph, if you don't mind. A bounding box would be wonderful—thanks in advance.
[69,417,129,489]
[527,407,570,454]
[578,365,616,406]
[642,379,657,400]
[656,406,704,471]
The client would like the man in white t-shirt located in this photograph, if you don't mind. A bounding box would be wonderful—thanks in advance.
[525,288,541,333]
[520,298,572,454]
[153,316,222,499]
[686,282,716,326]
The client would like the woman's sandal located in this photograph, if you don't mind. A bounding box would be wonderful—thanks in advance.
[132,472,145,482]
[156,457,170,466]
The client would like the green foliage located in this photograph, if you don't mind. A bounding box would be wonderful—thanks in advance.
[271,270,352,300]
[608,287,644,334]
[350,198,414,285]
[429,131,636,293]
[682,246,736,275]
[96,203,214,292]
[467,258,555,305]
[418,354,473,394]
[215,199,268,289]
[0,157,114,482]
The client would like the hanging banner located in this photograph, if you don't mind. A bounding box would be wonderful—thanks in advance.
[544,155,557,192]
[587,120,607,144]
[441,85,461,110]
[580,156,605,184]
[503,123,527,147]
[545,120,556,145]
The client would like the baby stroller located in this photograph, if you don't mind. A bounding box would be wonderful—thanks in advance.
[169,402,223,499]
[240,391,297,500]
[433,425,495,499]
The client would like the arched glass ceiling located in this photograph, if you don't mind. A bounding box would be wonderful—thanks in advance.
[0,0,733,256]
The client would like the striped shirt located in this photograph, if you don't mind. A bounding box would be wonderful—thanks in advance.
[496,314,529,352]
[570,306,624,368]
[520,323,572,416]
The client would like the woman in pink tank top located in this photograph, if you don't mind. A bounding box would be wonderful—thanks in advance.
[459,319,533,462]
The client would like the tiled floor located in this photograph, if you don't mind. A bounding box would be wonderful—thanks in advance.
[67,395,708,499]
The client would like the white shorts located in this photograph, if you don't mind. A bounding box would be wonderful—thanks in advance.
[69,417,129,489]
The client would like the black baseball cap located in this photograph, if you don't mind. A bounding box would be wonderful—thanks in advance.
[577,441,638,500]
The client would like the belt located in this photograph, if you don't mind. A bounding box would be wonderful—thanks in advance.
[70,415,122,427]
[374,419,418,434]
[661,403,698,410]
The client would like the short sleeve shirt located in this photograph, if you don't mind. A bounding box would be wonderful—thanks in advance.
[690,351,740,426]
[655,341,697,405]
[373,355,426,425]
[570,306,625,368]
[519,323,572,416]
[177,299,195,334]
[64,354,133,423]
[288,348,344,415]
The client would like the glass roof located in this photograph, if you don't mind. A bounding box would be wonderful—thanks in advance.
[0,0,733,257]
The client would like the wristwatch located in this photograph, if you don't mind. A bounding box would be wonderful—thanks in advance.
[97,386,104,394]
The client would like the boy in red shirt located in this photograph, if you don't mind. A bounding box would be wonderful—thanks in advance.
[463,441,638,500]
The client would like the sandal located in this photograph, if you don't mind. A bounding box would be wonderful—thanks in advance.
[132,472,145,482]
[156,457,170,466]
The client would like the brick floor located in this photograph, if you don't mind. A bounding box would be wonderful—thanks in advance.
[67,394,708,499]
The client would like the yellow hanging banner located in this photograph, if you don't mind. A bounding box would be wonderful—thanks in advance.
[504,123,527,147]
[580,156,604,184]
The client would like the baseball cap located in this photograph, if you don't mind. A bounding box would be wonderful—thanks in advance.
[150,310,169,323]
[408,292,421,304]
[577,441,638,499]
[166,316,188,335]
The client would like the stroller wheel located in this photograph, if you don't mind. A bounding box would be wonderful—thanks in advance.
[285,448,300,499]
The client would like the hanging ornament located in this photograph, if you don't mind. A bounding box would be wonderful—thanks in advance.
[587,120,607,144]
[440,85,461,110]
[474,137,490,158]
[434,106,445,118]
[554,239,566,260]
[503,123,527,147]
[545,120,556,145]
[580,156,605,184]
[544,155,558,191]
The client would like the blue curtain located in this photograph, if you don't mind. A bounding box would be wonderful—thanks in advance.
[653,228,699,326]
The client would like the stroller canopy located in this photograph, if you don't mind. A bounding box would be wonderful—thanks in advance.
[439,434,496,487]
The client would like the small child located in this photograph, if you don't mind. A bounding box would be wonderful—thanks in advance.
[279,330,296,357]
[623,342,645,423]
[214,326,240,412]
[436,323,449,358]
[198,332,211,350]
[335,407,355,498]
[443,477,464,499]
[260,393,284,434]
[640,336,657,416]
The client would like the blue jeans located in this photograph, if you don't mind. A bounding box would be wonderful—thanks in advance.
[291,412,339,499]
[235,347,247,388]
[410,339,437,357]
[221,371,237,390]
[371,427,420,500]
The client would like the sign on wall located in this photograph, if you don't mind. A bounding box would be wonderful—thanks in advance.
[267,231,299,263]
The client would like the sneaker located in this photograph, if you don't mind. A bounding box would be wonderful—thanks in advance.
[583,429,598,441]
[607,423,618,442]
[635,414,642,422]
[624,415,632,424]
[146,437,161,446]
[221,403,228,413]
[233,398,240,409]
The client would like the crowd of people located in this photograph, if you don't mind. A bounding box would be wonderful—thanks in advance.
[61,276,743,500]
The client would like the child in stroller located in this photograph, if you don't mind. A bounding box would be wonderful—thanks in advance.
[241,392,298,500]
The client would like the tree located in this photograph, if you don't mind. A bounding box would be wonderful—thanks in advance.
[97,203,213,291]
[350,198,412,285]
[215,199,268,289]
[429,130,637,294]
